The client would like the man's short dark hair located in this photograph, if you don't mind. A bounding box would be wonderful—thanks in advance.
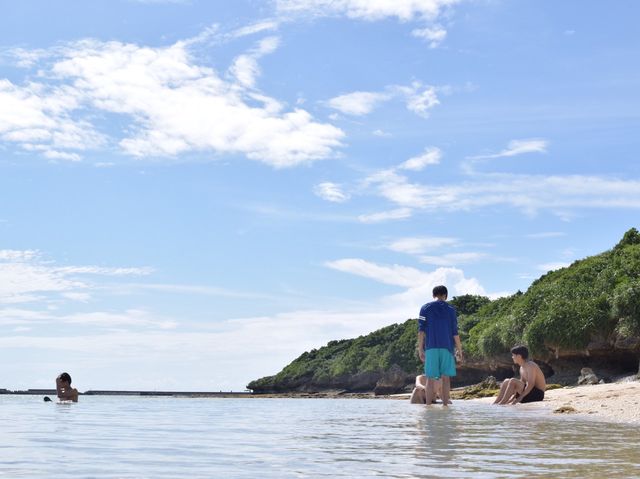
[510,345,529,360]
[432,285,448,298]
[58,372,72,384]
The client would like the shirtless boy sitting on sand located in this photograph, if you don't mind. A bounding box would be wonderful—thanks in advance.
[493,345,546,405]
[56,372,79,402]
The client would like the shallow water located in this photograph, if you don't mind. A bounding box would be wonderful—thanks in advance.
[1,395,639,478]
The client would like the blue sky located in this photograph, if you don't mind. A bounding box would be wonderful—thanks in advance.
[1,0,639,391]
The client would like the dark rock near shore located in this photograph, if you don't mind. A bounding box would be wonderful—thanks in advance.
[374,364,412,395]
[452,376,499,400]
[578,368,600,385]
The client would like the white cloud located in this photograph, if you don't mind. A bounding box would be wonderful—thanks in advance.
[276,0,459,22]
[0,261,84,304]
[357,208,413,223]
[537,262,570,272]
[329,259,489,306]
[327,91,390,116]
[326,258,431,287]
[0,306,176,331]
[317,145,441,222]
[116,283,278,300]
[398,146,441,171]
[53,266,154,276]
[230,20,280,39]
[401,84,440,117]
[467,138,548,160]
[130,0,190,4]
[373,129,391,137]
[411,25,447,48]
[344,140,640,221]
[420,252,487,266]
[2,33,344,168]
[229,36,280,88]
[363,168,640,215]
[43,150,82,162]
[525,232,566,239]
[0,250,152,305]
[363,169,431,208]
[314,182,351,203]
[0,249,39,261]
[0,79,105,161]
[63,309,177,329]
[55,39,343,167]
[387,236,457,255]
[61,292,92,302]
[4,47,51,68]
[326,82,440,118]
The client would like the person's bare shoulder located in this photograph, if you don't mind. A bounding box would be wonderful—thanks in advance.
[521,362,536,379]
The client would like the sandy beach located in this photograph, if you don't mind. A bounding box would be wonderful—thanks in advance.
[472,380,640,424]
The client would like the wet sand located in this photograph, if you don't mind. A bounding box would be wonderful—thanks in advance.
[472,380,640,424]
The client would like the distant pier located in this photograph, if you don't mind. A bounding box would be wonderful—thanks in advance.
[2,389,252,398]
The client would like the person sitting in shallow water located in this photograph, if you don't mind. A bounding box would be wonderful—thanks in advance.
[56,372,79,402]
[409,375,451,404]
[493,345,546,405]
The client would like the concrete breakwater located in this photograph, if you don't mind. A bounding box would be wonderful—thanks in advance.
[1,388,252,398]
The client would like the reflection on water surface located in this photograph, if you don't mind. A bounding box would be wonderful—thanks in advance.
[1,396,639,478]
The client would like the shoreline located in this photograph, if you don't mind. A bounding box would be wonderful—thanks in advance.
[6,381,640,424]
[469,380,640,425]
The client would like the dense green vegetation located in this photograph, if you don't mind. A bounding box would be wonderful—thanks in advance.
[467,227,640,357]
[248,229,640,391]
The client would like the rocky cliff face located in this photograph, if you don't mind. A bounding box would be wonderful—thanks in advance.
[538,336,640,383]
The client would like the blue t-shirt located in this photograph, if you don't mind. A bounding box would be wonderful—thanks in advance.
[418,300,459,352]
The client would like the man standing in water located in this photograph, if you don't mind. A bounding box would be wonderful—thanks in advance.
[417,285,463,406]
[493,345,546,405]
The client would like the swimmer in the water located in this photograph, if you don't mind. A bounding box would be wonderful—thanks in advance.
[56,372,79,402]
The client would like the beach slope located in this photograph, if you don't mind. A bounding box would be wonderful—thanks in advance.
[473,381,640,424]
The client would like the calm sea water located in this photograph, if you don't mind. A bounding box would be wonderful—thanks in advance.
[1,395,639,478]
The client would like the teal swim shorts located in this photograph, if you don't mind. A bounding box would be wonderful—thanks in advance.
[424,348,456,379]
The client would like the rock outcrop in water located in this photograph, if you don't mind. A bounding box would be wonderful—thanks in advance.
[248,228,640,394]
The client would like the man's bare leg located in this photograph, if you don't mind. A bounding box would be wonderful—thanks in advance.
[495,380,517,405]
[508,381,525,404]
[493,378,512,404]
[496,379,524,405]
[441,376,451,407]
[425,378,436,406]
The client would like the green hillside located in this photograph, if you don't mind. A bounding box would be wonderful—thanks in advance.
[465,227,640,357]
[248,228,640,392]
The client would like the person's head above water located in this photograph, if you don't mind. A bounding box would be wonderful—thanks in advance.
[432,285,448,300]
[55,371,79,402]
[57,372,72,385]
